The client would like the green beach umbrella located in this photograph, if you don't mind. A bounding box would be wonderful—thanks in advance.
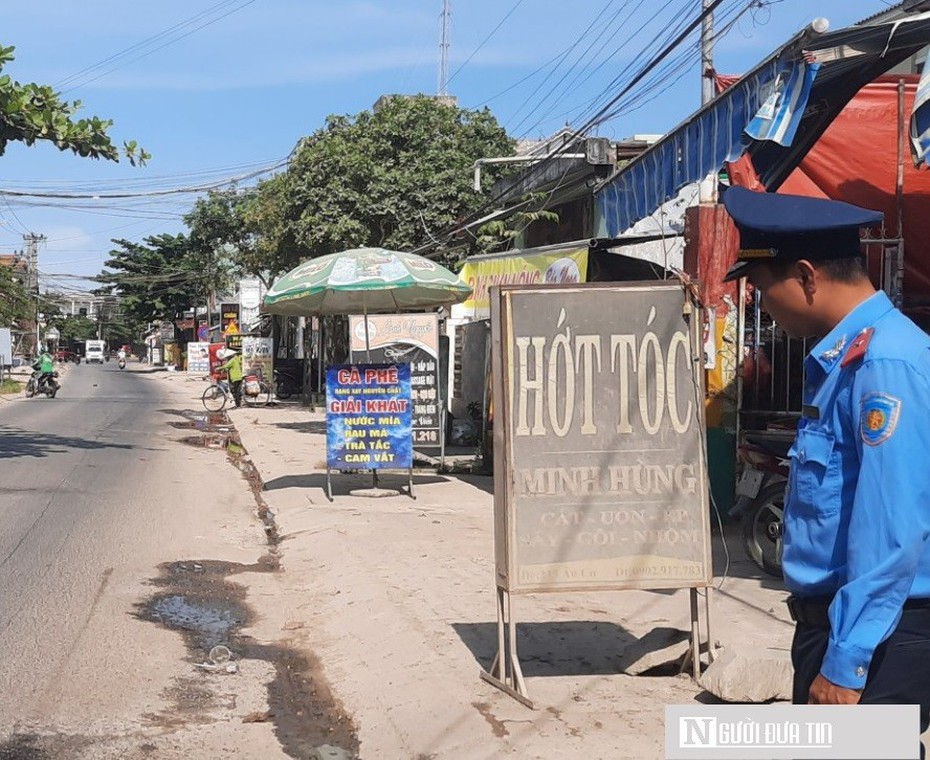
[263,247,471,318]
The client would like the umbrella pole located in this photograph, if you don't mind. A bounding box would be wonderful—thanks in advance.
[363,304,378,488]
[364,303,371,362]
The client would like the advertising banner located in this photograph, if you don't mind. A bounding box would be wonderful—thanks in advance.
[208,342,227,378]
[349,313,441,450]
[239,278,263,331]
[491,282,712,593]
[326,363,412,470]
[242,336,274,383]
[458,248,588,318]
[187,342,211,374]
[221,303,240,336]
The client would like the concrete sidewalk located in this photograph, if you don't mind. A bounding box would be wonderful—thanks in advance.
[155,369,794,760]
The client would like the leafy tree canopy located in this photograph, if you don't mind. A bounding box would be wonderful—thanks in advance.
[0,264,30,325]
[283,95,514,267]
[0,44,149,164]
[184,186,286,289]
[97,234,207,326]
[42,305,99,343]
[179,97,513,282]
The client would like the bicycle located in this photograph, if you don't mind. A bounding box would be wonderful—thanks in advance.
[201,375,273,412]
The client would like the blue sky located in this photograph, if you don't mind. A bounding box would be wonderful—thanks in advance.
[0,0,896,288]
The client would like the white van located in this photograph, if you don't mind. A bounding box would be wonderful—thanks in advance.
[85,339,105,364]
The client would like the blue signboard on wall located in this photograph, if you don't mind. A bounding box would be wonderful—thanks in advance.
[326,363,413,470]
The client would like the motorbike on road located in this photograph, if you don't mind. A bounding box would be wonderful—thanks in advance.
[729,422,794,577]
[118,358,126,370]
[25,371,60,399]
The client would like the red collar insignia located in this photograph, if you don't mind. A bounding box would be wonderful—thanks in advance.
[841,328,874,368]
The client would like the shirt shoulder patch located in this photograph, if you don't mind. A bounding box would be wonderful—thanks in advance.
[860,391,902,446]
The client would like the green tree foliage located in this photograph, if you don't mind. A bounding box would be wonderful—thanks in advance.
[43,306,99,342]
[239,173,293,284]
[97,234,207,325]
[179,98,512,281]
[180,190,238,297]
[283,95,514,267]
[0,45,149,163]
[475,193,561,254]
[0,264,30,325]
[184,187,285,289]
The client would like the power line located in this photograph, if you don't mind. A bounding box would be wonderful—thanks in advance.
[57,0,261,94]
[445,0,527,88]
[501,0,618,133]
[0,159,286,200]
[413,0,730,255]
[510,0,685,138]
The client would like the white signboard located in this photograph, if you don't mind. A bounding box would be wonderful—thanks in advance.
[0,328,12,366]
[187,342,211,374]
[242,336,274,383]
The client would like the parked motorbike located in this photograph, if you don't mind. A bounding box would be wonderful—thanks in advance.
[25,371,60,399]
[273,367,303,400]
[729,424,794,577]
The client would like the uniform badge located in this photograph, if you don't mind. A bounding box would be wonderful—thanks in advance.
[860,392,902,446]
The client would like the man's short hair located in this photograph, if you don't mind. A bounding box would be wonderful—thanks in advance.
[815,255,870,283]
[768,254,869,284]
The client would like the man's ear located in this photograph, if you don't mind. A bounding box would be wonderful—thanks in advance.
[796,259,818,294]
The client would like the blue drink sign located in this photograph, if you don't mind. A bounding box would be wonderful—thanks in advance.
[326,363,413,470]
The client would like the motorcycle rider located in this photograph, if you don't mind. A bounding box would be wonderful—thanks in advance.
[32,349,56,391]
[117,347,127,369]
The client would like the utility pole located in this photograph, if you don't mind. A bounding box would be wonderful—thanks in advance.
[22,233,45,356]
[699,0,716,202]
[438,0,451,96]
[700,0,715,107]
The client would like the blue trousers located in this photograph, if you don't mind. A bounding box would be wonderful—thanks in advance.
[791,607,930,758]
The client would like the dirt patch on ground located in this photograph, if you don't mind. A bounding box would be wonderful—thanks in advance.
[161,411,356,758]
[136,559,359,758]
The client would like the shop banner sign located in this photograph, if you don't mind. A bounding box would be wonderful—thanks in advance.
[349,313,441,450]
[242,336,274,383]
[458,248,588,317]
[187,342,211,374]
[491,282,712,594]
[326,363,413,470]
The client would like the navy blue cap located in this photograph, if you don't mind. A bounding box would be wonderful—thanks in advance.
[722,187,883,282]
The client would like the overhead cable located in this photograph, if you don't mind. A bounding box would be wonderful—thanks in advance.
[57,0,260,94]
[445,0,527,87]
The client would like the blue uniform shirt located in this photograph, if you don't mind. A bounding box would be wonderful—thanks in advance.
[784,290,930,690]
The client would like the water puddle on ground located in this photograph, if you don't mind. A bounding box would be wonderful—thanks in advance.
[136,559,359,759]
[157,413,353,757]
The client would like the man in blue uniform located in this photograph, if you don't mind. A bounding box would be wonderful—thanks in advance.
[723,187,930,750]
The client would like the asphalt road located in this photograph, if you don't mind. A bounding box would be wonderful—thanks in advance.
[0,363,290,758]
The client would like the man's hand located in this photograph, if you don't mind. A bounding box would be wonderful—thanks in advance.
[809,674,862,704]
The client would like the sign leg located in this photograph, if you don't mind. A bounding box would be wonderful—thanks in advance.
[326,465,334,502]
[704,587,716,664]
[689,587,701,680]
[408,466,415,500]
[479,587,534,709]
